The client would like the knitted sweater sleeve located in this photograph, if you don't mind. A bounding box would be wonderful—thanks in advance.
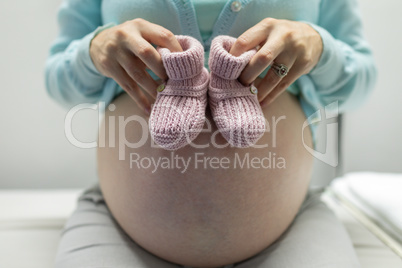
[45,0,114,109]
[299,0,377,112]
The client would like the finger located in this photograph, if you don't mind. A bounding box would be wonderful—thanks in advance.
[229,20,272,57]
[126,35,168,81]
[113,65,152,115]
[118,52,158,99]
[260,62,305,108]
[238,39,284,86]
[139,21,183,52]
[256,52,295,102]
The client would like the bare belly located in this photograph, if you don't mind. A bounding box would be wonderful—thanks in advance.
[97,80,313,267]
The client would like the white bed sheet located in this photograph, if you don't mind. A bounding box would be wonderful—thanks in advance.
[0,189,83,268]
[331,172,402,252]
[322,191,402,268]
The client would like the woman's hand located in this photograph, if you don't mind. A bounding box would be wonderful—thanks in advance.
[229,18,323,107]
[90,18,183,115]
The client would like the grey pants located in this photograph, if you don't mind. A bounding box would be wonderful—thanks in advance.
[54,184,360,268]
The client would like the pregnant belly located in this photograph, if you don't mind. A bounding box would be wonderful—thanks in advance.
[97,82,313,267]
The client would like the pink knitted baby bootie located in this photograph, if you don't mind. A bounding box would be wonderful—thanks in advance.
[149,35,209,150]
[208,35,266,148]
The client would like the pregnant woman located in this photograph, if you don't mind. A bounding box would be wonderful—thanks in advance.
[46,0,376,267]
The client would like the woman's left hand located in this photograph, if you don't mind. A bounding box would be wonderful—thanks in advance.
[229,18,323,107]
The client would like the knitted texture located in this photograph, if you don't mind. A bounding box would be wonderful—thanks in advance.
[149,35,209,150]
[208,35,266,148]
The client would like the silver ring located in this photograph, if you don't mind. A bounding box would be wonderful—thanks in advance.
[271,63,289,78]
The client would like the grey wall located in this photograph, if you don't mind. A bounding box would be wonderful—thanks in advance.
[0,0,98,188]
[342,1,402,173]
[0,0,400,189]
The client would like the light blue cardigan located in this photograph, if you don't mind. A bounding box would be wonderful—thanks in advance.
[45,0,377,137]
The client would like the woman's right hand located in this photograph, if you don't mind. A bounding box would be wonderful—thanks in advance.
[90,18,183,115]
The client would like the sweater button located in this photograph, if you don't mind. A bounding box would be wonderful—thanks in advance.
[157,84,165,92]
[250,85,258,94]
[231,1,242,12]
